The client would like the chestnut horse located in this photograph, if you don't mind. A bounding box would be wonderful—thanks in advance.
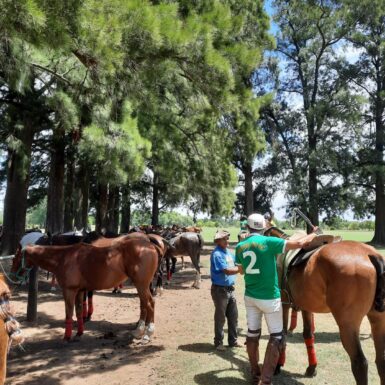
[266,227,385,385]
[11,237,160,342]
[0,274,24,385]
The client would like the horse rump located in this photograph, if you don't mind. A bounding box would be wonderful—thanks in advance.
[369,254,385,312]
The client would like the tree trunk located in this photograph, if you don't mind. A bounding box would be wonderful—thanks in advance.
[120,186,131,233]
[95,183,108,232]
[113,187,120,233]
[46,128,65,234]
[151,172,160,226]
[63,141,75,231]
[243,163,254,216]
[74,164,89,230]
[1,126,34,255]
[372,88,385,244]
[307,130,319,230]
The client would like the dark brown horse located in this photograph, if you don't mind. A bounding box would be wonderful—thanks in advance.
[11,237,160,342]
[0,274,23,385]
[266,227,385,385]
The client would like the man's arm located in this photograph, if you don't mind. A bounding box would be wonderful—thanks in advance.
[285,233,317,251]
[223,266,241,275]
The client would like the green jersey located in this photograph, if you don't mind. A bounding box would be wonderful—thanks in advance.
[235,234,285,300]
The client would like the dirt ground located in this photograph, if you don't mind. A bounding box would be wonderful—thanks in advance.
[4,245,381,385]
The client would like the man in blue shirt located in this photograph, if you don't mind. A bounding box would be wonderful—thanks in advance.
[210,230,240,351]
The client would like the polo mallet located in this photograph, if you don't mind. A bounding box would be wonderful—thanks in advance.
[293,208,323,235]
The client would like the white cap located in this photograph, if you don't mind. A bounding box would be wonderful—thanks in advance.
[247,213,266,230]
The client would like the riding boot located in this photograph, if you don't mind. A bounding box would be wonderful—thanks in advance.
[260,336,282,385]
[246,335,261,385]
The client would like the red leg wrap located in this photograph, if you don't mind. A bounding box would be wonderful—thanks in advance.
[51,275,56,287]
[87,297,94,317]
[311,314,315,334]
[64,319,73,340]
[167,271,172,281]
[77,316,84,336]
[278,349,286,366]
[305,337,317,366]
[119,283,123,289]
[289,310,298,331]
[82,301,88,319]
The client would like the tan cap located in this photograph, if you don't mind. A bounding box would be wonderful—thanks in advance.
[214,230,230,241]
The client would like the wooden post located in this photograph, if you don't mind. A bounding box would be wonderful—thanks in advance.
[27,266,39,322]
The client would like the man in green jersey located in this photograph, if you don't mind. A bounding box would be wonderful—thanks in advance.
[236,213,317,385]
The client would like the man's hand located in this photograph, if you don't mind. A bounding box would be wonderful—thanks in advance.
[223,266,241,275]
[285,233,317,251]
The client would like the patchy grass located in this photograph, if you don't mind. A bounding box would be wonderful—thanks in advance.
[156,248,380,385]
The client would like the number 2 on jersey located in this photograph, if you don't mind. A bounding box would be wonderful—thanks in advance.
[242,251,260,274]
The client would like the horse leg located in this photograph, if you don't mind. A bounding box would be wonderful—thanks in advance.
[338,321,368,385]
[171,257,177,274]
[166,256,172,284]
[62,288,76,341]
[131,287,148,339]
[75,291,84,338]
[288,309,298,334]
[82,291,88,322]
[181,256,185,270]
[367,310,385,385]
[191,253,201,289]
[302,310,317,377]
[143,289,155,343]
[87,291,94,321]
[276,302,290,374]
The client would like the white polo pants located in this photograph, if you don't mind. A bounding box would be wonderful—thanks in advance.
[244,296,283,337]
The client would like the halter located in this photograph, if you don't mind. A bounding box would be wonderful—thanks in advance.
[9,248,33,285]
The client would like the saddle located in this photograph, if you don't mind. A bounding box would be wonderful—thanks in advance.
[278,234,342,288]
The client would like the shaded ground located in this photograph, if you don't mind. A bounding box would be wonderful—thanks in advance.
[5,245,381,384]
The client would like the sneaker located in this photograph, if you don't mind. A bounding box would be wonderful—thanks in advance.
[215,344,226,351]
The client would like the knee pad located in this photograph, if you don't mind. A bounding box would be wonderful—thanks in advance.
[247,328,261,341]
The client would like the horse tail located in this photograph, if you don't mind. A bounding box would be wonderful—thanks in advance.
[369,254,385,312]
[197,233,204,250]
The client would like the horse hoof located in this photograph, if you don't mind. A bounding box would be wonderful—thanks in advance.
[305,365,317,377]
[131,329,145,339]
[287,330,294,337]
[73,334,82,342]
[139,335,151,345]
[62,337,71,343]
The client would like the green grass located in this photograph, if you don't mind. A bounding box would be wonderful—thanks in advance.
[201,227,385,254]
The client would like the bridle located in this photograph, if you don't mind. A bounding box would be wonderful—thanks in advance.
[9,248,33,285]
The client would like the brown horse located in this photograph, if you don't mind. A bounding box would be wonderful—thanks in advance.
[0,274,24,385]
[266,227,385,385]
[11,237,160,342]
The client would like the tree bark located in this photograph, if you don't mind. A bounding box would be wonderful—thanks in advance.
[120,186,131,233]
[74,163,89,230]
[112,187,120,233]
[372,80,385,244]
[151,172,160,226]
[307,122,319,229]
[95,183,108,232]
[1,126,35,255]
[63,141,75,231]
[46,128,65,234]
[106,186,120,233]
[243,162,254,216]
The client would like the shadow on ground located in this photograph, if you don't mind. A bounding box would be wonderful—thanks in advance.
[179,342,306,385]
[7,311,164,385]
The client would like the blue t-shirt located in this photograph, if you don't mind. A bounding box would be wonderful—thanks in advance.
[210,246,236,286]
